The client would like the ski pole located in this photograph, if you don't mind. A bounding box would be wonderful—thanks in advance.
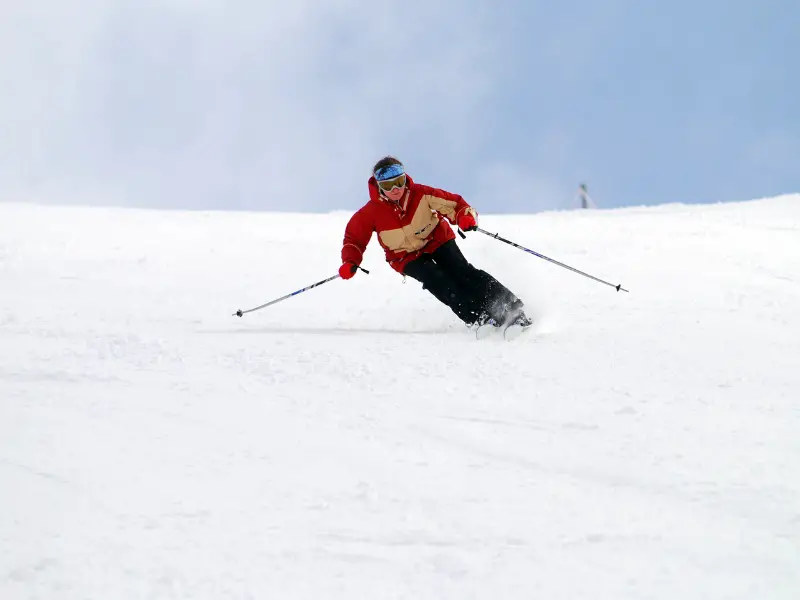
[233,266,369,317]
[472,227,629,293]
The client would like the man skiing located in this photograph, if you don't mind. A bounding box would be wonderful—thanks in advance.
[338,156,532,332]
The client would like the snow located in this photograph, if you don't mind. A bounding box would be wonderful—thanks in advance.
[1,196,799,599]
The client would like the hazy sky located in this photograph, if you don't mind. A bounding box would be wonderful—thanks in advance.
[1,0,798,213]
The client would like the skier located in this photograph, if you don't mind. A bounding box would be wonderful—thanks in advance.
[338,156,532,331]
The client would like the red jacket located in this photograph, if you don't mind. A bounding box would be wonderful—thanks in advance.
[341,175,477,274]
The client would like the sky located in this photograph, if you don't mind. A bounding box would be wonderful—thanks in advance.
[1,0,798,214]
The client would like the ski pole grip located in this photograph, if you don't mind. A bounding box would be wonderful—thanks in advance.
[457,229,466,239]
[357,266,370,274]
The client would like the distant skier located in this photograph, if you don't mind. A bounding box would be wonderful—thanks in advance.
[338,156,532,330]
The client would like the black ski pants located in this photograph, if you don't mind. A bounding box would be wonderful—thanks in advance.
[404,239,520,325]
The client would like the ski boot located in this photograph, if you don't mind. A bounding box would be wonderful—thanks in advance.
[500,300,533,340]
[473,312,501,340]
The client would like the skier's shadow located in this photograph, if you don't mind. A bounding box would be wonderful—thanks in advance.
[203,326,456,336]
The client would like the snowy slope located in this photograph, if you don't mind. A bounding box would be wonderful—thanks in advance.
[1,196,799,600]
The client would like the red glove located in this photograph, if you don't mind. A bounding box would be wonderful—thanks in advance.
[339,262,358,280]
[457,210,477,232]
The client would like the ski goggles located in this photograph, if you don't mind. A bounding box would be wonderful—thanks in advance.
[376,174,407,192]
[374,163,407,192]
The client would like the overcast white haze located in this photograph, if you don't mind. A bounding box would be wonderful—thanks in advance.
[2,0,799,212]
[1,0,516,211]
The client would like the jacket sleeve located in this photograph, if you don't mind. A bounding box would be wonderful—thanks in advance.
[416,184,477,224]
[341,205,374,266]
